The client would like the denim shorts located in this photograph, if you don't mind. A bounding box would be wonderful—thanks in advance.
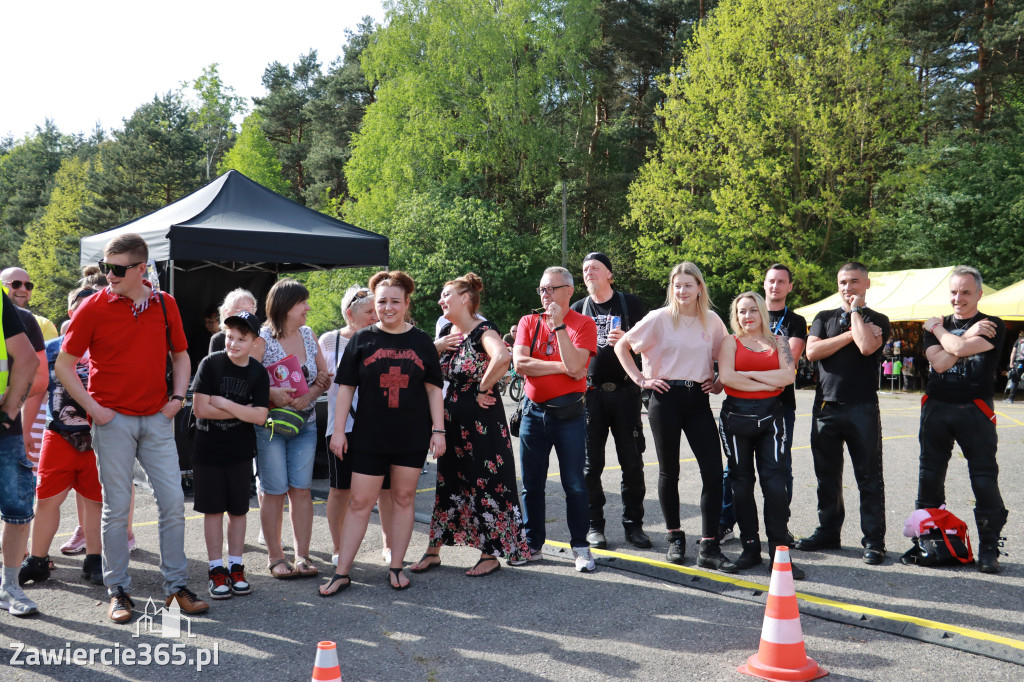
[255,417,317,495]
[0,433,36,524]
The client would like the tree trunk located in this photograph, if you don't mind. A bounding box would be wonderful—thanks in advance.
[973,0,995,127]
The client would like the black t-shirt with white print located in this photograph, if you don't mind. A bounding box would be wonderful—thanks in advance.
[191,351,270,465]
[337,325,443,454]
[924,312,1005,402]
[570,291,647,385]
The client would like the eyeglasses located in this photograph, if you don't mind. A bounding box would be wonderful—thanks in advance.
[4,279,33,291]
[347,289,372,309]
[536,285,570,296]
[97,261,144,277]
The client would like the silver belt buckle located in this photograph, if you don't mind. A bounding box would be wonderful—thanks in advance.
[601,382,618,392]
[683,380,694,388]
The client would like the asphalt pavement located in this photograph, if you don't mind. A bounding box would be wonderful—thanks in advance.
[3,388,1023,680]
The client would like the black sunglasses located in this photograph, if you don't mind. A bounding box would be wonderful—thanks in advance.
[347,289,372,309]
[97,261,144,277]
[75,289,98,301]
[4,279,33,291]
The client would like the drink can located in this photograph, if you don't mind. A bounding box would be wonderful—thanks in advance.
[610,316,621,330]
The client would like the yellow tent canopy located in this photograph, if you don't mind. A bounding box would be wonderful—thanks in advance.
[794,266,998,323]
[981,279,1024,321]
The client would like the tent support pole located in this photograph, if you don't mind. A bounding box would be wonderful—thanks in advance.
[168,259,175,296]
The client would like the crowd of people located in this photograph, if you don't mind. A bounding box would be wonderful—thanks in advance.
[0,233,1011,624]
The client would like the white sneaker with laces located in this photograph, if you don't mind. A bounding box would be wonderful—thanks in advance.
[573,546,596,573]
[0,584,39,617]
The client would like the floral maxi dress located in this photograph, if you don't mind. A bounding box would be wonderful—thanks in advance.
[428,321,529,561]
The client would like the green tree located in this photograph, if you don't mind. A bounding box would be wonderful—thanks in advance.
[253,52,324,202]
[305,18,377,212]
[218,112,291,194]
[19,156,93,323]
[628,0,919,304]
[191,64,246,180]
[80,91,205,234]
[0,120,83,264]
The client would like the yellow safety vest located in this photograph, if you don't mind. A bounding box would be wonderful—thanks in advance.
[0,289,9,397]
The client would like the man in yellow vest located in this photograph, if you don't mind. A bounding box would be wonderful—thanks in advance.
[0,289,43,617]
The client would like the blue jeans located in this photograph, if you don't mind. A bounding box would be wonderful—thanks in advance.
[518,398,589,549]
[255,418,317,495]
[0,433,35,524]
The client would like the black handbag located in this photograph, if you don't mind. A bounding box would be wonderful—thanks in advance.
[509,319,542,437]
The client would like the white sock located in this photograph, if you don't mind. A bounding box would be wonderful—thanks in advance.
[209,559,224,570]
[228,556,243,567]
[2,565,17,590]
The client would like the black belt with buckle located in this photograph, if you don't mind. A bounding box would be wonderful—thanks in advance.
[588,381,625,392]
[665,379,700,388]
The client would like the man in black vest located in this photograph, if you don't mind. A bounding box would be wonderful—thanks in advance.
[795,262,890,565]
[919,265,1007,573]
[571,253,651,549]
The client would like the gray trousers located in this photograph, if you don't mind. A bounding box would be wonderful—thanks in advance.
[92,412,187,596]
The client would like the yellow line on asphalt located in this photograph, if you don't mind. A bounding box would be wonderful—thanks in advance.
[546,540,1024,651]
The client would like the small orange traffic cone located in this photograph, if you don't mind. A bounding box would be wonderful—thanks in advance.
[738,547,827,681]
[312,641,342,682]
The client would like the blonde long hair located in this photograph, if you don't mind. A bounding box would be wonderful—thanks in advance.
[729,291,779,353]
[667,262,712,328]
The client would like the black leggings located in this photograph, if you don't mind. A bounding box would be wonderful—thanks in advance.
[648,385,722,537]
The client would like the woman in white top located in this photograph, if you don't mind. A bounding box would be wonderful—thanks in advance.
[615,262,738,573]
[318,286,394,568]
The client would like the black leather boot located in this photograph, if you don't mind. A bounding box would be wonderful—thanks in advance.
[697,538,738,573]
[976,509,1008,574]
[735,538,763,569]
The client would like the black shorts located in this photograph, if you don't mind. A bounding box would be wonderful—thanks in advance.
[349,449,427,478]
[327,433,392,490]
[193,460,253,516]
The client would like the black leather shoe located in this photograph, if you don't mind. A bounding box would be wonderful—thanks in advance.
[586,528,608,550]
[793,533,841,551]
[623,525,652,549]
[665,531,685,564]
[735,539,763,569]
[863,547,886,565]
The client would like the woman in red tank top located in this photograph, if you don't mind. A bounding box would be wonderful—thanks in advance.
[717,292,803,578]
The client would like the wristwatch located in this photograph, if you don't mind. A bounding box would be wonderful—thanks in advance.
[171,394,186,409]
[849,306,864,316]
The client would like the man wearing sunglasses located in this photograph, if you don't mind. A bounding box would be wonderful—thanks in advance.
[513,266,597,573]
[0,268,58,341]
[56,233,208,623]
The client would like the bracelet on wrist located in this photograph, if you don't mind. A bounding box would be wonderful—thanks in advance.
[552,323,567,332]
[431,428,446,435]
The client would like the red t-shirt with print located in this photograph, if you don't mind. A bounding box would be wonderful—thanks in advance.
[515,309,596,404]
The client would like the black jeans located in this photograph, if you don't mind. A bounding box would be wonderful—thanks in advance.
[584,386,646,529]
[809,400,886,546]
[648,385,722,537]
[718,397,791,548]
[917,397,1004,515]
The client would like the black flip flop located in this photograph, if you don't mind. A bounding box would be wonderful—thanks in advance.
[466,556,501,578]
[387,567,410,590]
[318,574,350,597]
[409,553,442,574]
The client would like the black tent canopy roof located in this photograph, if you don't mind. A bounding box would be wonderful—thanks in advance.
[80,170,388,273]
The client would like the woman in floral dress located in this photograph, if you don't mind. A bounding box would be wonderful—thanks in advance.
[410,273,529,576]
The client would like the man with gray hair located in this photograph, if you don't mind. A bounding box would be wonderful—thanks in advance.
[918,265,1007,573]
[513,267,597,572]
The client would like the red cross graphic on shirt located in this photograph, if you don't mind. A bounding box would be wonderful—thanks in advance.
[380,365,409,408]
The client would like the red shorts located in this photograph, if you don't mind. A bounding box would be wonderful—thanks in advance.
[36,430,102,502]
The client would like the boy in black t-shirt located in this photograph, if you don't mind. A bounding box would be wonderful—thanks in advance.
[191,312,270,599]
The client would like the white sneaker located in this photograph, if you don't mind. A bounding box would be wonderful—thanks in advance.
[573,546,596,573]
[0,584,39,617]
[331,554,339,567]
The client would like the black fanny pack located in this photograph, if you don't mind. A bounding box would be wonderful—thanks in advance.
[48,425,93,453]
[537,392,585,420]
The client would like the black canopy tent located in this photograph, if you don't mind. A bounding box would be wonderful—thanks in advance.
[80,170,389,366]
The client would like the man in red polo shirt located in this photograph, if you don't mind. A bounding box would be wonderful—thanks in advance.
[56,233,208,623]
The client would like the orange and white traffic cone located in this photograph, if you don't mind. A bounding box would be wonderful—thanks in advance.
[312,641,342,682]
[738,547,827,681]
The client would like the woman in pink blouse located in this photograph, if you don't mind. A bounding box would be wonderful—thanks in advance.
[615,262,738,573]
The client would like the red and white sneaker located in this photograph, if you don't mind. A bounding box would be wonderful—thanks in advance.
[229,564,251,596]
[60,526,86,555]
[208,567,232,600]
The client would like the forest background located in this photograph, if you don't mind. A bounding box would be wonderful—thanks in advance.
[2,0,1022,334]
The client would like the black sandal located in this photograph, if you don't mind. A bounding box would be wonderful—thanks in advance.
[387,567,410,591]
[466,556,501,578]
[318,574,350,597]
[409,553,442,574]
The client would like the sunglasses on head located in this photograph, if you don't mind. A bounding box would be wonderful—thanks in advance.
[347,289,372,309]
[4,279,33,291]
[75,289,98,301]
[97,261,144,277]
